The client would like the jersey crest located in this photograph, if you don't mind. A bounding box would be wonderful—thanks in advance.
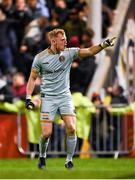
[59,55,65,62]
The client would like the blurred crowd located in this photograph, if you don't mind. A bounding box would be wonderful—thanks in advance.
[0,0,118,103]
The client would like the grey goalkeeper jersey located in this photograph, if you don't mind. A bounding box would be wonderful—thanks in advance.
[32,47,80,95]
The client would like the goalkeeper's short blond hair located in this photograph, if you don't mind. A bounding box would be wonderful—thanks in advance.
[48,28,66,41]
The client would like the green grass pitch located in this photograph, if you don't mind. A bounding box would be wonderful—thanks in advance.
[0,158,135,179]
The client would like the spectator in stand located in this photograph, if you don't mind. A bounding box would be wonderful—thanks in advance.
[45,0,55,16]
[19,16,48,78]
[74,1,89,23]
[102,0,118,37]
[12,0,31,48]
[90,92,111,154]
[80,28,96,94]
[51,0,69,26]
[27,0,50,20]
[107,84,128,151]
[0,0,15,19]
[69,35,82,93]
[20,16,48,54]
[111,84,128,105]
[70,28,96,95]
[40,29,51,50]
[49,18,60,30]
[102,3,113,38]
[0,7,15,75]
[12,72,27,100]
[63,7,86,41]
[10,0,31,75]
[80,28,94,48]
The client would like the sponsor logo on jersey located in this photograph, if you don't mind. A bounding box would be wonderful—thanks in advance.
[43,62,49,64]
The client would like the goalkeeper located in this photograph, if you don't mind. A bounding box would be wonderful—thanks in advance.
[26,28,116,169]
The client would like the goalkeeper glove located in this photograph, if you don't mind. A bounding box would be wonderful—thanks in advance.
[100,37,117,49]
[26,95,35,110]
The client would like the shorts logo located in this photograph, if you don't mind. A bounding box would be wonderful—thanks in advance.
[59,55,65,62]
[41,112,49,120]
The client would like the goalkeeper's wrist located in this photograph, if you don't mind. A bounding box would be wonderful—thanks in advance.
[26,95,32,100]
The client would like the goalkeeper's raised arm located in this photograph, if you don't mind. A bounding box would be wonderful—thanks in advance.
[78,37,116,58]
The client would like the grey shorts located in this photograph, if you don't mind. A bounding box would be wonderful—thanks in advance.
[40,93,75,121]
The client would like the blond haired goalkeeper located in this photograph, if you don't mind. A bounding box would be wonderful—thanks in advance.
[26,28,116,169]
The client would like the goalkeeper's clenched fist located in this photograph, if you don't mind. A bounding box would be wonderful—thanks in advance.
[100,37,117,49]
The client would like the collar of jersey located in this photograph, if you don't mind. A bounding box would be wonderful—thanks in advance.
[48,48,61,55]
